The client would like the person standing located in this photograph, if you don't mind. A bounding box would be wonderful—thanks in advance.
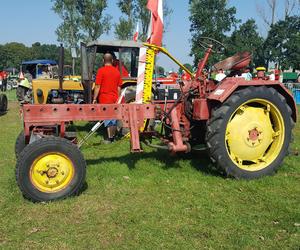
[0,72,3,91]
[215,69,226,82]
[181,70,191,81]
[274,63,280,81]
[241,67,252,81]
[93,53,122,143]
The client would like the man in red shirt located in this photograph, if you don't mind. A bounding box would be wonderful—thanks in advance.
[181,70,191,81]
[93,53,123,143]
[112,57,130,77]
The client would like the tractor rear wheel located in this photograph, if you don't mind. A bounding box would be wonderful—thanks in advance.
[206,86,293,179]
[16,137,86,202]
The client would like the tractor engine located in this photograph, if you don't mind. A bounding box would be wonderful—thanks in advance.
[47,89,85,104]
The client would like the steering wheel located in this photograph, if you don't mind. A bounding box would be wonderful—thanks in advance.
[198,37,226,54]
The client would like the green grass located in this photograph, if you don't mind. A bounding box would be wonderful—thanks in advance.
[0,101,299,249]
[2,89,17,101]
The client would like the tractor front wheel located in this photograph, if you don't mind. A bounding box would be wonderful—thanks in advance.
[16,137,86,202]
[206,86,293,179]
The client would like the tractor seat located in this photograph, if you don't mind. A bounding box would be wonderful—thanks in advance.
[212,51,252,71]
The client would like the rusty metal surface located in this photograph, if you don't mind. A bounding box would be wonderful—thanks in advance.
[168,108,189,153]
[212,51,251,71]
[22,104,155,123]
[207,78,297,122]
[192,98,210,120]
[208,78,284,102]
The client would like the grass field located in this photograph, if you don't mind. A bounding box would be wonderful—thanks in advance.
[0,94,299,249]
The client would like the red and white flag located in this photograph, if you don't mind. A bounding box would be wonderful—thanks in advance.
[146,0,164,46]
[133,23,139,42]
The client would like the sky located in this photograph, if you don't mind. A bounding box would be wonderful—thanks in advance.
[0,0,297,70]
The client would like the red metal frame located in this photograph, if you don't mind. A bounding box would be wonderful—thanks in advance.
[21,44,297,156]
[23,103,155,152]
[208,78,297,122]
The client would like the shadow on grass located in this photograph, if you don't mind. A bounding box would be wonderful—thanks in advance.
[86,148,221,177]
[0,111,8,116]
[72,122,99,132]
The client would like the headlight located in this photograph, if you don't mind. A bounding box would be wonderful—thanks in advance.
[51,90,59,98]
[36,89,43,97]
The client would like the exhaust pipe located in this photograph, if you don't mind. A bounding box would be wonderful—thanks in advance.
[80,42,93,103]
[58,44,64,91]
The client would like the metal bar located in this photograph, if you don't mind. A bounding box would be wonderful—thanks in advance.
[168,108,189,153]
[78,121,104,148]
[77,88,128,148]
[22,103,155,123]
[143,43,194,78]
[58,44,64,91]
[129,105,142,152]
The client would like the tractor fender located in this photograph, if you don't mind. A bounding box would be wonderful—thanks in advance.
[208,78,297,122]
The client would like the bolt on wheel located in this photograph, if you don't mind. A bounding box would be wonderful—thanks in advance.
[225,99,284,171]
[30,153,75,193]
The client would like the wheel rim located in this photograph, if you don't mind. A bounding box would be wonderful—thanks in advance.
[225,99,285,171]
[30,152,75,193]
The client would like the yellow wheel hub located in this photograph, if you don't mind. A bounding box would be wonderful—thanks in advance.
[225,99,285,171]
[30,153,74,193]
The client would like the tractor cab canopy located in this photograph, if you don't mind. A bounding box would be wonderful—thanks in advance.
[21,59,57,79]
[83,40,145,80]
[81,40,145,103]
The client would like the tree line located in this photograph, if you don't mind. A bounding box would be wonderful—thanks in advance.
[0,42,73,70]
[189,0,300,70]
[0,0,299,71]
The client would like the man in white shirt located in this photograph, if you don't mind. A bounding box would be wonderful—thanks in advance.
[241,68,252,81]
[215,69,226,82]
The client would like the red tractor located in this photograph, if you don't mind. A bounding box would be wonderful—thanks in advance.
[15,38,297,202]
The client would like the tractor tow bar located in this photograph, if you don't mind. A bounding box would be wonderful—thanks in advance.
[78,120,104,148]
[77,87,128,148]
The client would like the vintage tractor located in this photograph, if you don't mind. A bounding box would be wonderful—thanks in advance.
[16,57,84,104]
[15,38,297,202]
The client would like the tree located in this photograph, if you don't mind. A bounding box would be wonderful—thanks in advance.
[226,19,265,67]
[52,0,83,48]
[189,0,240,66]
[78,0,112,42]
[114,0,172,41]
[264,15,300,70]
[30,43,73,66]
[178,63,193,74]
[52,0,111,46]
[114,0,135,40]
[157,65,165,76]
[256,0,277,27]
[256,0,300,30]
[0,43,31,69]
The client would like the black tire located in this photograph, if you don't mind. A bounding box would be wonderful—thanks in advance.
[206,86,293,179]
[16,137,86,202]
[15,131,26,158]
[0,94,8,113]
